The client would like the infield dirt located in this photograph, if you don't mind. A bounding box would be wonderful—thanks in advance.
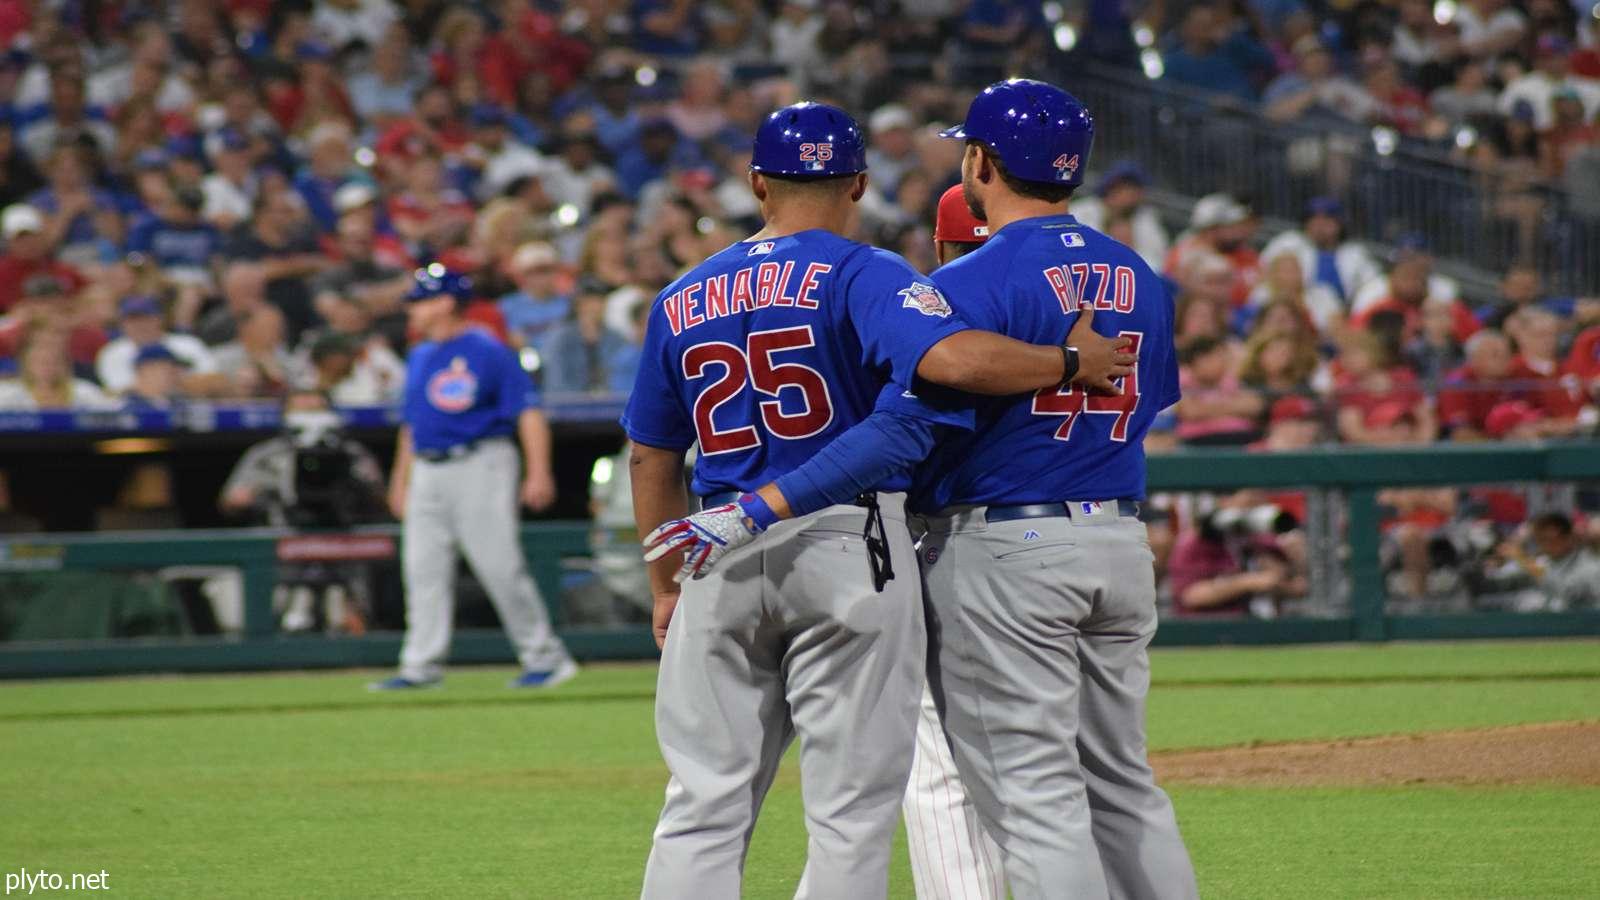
[1153,720,1600,787]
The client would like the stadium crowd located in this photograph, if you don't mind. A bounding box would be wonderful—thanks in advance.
[0,0,1593,617]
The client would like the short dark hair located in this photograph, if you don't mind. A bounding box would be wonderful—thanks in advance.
[938,239,983,260]
[970,140,1077,204]
[1179,335,1224,365]
[761,171,859,201]
[1531,512,1574,536]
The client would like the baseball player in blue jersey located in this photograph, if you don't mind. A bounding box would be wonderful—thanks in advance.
[625,102,1133,899]
[652,81,1199,900]
[370,266,576,691]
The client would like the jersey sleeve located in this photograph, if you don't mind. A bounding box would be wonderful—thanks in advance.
[494,340,540,419]
[620,298,696,451]
[929,258,1006,333]
[401,347,426,427]
[840,248,972,387]
[1155,277,1182,410]
[772,383,973,517]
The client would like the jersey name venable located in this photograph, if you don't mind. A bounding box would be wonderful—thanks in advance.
[660,262,833,335]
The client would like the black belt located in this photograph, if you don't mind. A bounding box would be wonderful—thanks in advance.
[698,490,895,593]
[699,490,884,511]
[985,500,1141,522]
[416,440,483,463]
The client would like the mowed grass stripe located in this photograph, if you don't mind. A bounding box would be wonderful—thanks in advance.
[4,678,1598,898]
[3,639,1600,721]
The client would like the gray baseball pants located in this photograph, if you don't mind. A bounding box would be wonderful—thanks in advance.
[399,438,571,682]
[641,494,923,900]
[917,506,1198,900]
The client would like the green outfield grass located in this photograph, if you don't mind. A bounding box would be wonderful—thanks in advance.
[2,639,1598,898]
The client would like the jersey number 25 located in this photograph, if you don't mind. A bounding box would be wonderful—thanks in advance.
[1032,331,1142,441]
[683,325,835,454]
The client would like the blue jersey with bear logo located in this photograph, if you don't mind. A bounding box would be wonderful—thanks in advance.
[404,328,540,452]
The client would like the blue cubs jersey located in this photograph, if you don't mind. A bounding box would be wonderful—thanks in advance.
[404,328,540,452]
[912,214,1180,511]
[622,229,973,496]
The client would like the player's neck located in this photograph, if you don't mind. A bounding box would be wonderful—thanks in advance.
[748,205,853,241]
[426,317,471,343]
[981,197,1070,236]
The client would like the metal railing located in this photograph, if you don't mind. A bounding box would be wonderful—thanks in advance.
[1062,65,1600,296]
[1,443,1597,677]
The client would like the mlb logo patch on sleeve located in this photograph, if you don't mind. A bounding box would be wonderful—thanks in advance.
[899,282,953,318]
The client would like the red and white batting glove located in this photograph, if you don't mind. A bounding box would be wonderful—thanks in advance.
[643,502,764,582]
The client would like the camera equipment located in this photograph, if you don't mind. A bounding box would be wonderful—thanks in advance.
[286,411,361,528]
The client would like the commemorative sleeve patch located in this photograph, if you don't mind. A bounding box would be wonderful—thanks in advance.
[899,282,953,318]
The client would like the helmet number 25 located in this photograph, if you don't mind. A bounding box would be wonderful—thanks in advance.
[797,143,834,162]
[683,326,836,455]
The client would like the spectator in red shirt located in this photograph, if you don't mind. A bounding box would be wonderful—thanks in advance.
[1352,252,1480,343]
[1438,329,1519,440]
[1563,323,1600,408]
[1334,331,1437,443]
[1173,253,1236,347]
[0,271,106,367]
[387,148,476,253]
[1540,89,1600,180]
[1363,57,1430,136]
[1507,308,1584,423]
[429,7,522,108]
[1175,335,1265,445]
[1166,193,1260,306]
[0,204,86,314]
[1167,498,1306,618]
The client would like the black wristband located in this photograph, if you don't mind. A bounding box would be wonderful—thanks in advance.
[1060,345,1080,384]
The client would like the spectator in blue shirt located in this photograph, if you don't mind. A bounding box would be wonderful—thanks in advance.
[1162,5,1275,101]
[583,66,645,157]
[499,242,571,349]
[614,118,696,199]
[294,121,359,233]
[536,278,630,395]
[606,297,648,395]
[123,344,188,411]
[631,0,701,57]
[28,142,121,264]
[347,25,422,130]
[125,183,222,285]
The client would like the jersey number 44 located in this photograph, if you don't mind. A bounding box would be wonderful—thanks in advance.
[1032,331,1142,441]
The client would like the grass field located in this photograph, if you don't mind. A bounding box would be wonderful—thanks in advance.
[3,639,1599,899]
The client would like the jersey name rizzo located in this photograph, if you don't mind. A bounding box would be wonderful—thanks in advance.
[1043,262,1138,314]
[661,262,833,335]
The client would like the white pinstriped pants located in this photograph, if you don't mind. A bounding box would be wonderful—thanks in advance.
[903,681,1006,900]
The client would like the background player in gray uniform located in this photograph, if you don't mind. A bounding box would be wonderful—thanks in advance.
[900,183,1005,900]
[370,267,576,691]
[626,103,1132,899]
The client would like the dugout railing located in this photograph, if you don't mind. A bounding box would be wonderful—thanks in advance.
[1,442,1598,678]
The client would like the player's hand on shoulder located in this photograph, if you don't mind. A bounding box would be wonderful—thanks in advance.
[1067,305,1135,396]
[643,503,763,583]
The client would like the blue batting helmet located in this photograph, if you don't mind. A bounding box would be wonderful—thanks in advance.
[407,264,473,304]
[750,102,867,178]
[940,79,1094,186]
